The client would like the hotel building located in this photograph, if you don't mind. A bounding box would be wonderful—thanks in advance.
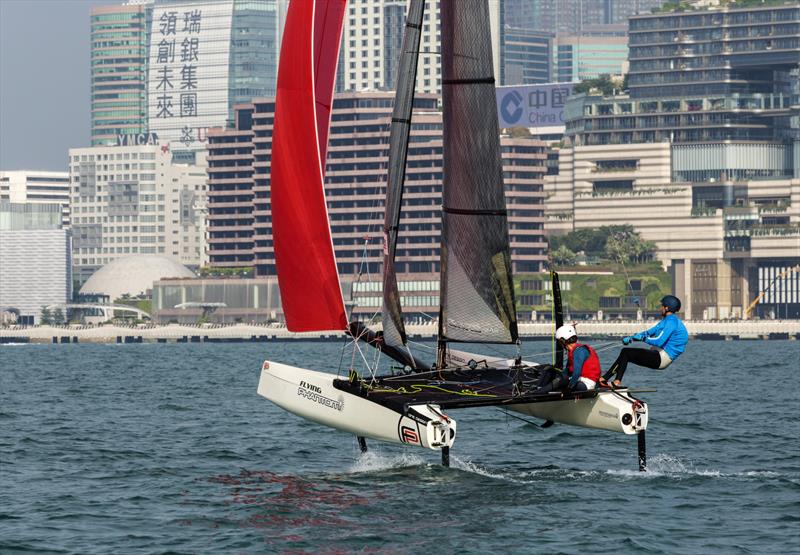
[68,144,208,283]
[207,91,548,320]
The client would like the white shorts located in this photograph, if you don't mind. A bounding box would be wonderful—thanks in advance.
[655,348,672,369]
[579,376,597,389]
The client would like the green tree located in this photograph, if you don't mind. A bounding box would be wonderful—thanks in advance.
[52,308,66,326]
[551,244,578,266]
[40,306,53,325]
[573,75,616,96]
[605,228,657,264]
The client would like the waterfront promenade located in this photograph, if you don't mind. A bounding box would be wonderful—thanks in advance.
[1,319,798,344]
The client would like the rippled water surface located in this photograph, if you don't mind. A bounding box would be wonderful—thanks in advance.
[1,340,798,554]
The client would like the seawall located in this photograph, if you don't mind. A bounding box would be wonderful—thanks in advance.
[1,320,798,344]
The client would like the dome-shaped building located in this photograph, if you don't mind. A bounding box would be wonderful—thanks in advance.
[80,255,195,302]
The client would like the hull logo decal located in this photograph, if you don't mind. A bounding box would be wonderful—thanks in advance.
[401,426,420,445]
[297,381,344,411]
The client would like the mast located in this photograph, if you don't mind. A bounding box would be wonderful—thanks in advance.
[381,0,426,350]
[437,0,518,364]
[551,270,564,369]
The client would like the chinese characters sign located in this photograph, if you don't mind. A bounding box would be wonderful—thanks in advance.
[495,83,575,129]
[148,1,233,146]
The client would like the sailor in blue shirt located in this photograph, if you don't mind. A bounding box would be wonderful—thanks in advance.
[600,295,689,387]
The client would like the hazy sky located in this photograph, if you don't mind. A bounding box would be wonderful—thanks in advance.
[1,0,109,171]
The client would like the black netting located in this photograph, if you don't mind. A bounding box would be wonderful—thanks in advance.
[439,0,518,344]
[382,0,425,348]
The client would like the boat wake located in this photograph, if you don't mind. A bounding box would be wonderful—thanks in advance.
[607,454,784,480]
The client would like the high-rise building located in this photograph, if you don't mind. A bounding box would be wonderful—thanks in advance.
[207,92,547,319]
[0,203,72,325]
[339,1,441,93]
[338,1,501,94]
[68,144,208,283]
[504,0,667,34]
[90,4,150,147]
[548,3,800,320]
[0,171,71,226]
[91,0,284,151]
[566,5,800,151]
[501,28,553,85]
[555,25,629,82]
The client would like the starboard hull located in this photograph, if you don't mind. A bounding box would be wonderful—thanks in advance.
[445,348,648,435]
[257,361,456,451]
[509,389,647,435]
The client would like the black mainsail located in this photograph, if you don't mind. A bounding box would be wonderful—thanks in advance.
[381,0,426,351]
[438,1,518,347]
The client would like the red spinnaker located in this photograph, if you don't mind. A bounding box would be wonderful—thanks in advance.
[271,0,347,332]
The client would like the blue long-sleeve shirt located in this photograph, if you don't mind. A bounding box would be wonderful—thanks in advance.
[569,346,591,387]
[641,314,688,360]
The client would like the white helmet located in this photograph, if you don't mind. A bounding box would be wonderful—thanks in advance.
[555,324,577,342]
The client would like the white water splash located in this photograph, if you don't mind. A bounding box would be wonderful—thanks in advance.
[606,454,784,480]
[347,449,428,473]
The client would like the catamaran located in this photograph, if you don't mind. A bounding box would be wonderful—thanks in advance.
[257,0,649,470]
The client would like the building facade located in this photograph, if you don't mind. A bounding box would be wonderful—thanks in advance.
[501,28,553,85]
[555,26,630,82]
[207,92,548,321]
[0,203,72,325]
[90,4,150,146]
[548,0,800,320]
[338,1,502,94]
[0,171,71,226]
[91,0,284,151]
[504,0,667,35]
[68,144,208,283]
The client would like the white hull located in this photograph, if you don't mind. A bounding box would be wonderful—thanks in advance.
[447,348,648,435]
[257,361,456,450]
[509,390,647,434]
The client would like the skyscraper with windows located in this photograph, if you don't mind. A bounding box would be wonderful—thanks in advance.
[91,0,284,151]
[337,1,501,94]
[90,4,149,146]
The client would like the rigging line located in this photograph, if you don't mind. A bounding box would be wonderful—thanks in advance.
[408,339,434,351]
[497,408,548,428]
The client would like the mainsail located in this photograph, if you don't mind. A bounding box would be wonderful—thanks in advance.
[271,0,347,332]
[381,0,426,349]
[439,1,518,345]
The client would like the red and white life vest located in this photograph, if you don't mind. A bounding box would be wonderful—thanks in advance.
[567,343,601,382]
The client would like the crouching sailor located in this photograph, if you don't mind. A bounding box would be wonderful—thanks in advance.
[537,325,601,393]
[601,295,688,387]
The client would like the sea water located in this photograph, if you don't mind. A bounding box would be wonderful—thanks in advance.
[1,340,798,554]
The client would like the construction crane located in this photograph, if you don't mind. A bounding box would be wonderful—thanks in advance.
[744,264,800,319]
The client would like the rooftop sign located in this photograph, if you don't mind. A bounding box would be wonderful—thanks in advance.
[496,83,575,128]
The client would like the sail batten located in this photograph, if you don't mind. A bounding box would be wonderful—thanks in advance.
[381,0,426,349]
[271,0,347,333]
[438,0,518,346]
